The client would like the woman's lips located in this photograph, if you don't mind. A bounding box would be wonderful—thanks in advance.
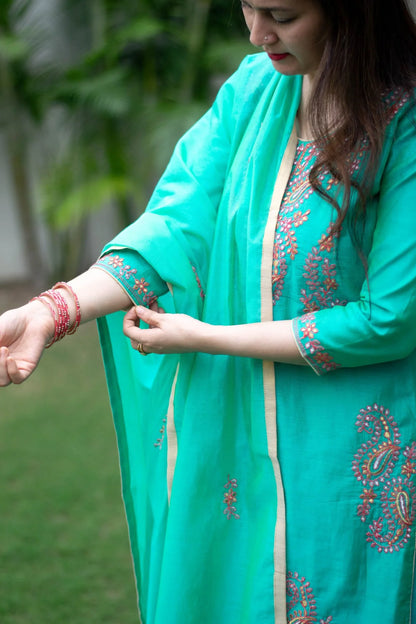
[267,53,289,61]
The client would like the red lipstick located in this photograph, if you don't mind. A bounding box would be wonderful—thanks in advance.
[268,53,289,61]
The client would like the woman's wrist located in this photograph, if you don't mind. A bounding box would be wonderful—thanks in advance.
[25,299,56,345]
[29,282,82,347]
[67,267,132,323]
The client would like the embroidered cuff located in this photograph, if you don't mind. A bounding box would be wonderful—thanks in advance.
[94,250,168,306]
[292,313,341,376]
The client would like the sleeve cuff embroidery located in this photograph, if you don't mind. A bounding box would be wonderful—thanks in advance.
[292,313,341,375]
[94,251,168,307]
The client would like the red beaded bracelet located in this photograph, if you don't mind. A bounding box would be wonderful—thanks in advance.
[30,281,81,348]
[42,289,70,341]
[31,295,60,348]
[53,282,81,334]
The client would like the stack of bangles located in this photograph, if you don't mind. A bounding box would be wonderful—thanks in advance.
[31,282,81,348]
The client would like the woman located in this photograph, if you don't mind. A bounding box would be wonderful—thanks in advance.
[1,0,416,621]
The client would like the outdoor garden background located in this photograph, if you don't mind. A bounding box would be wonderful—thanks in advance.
[1,0,416,622]
[0,1,250,621]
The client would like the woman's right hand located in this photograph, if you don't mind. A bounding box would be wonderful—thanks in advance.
[0,300,55,386]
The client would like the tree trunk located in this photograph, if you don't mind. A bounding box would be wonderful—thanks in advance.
[181,0,212,102]
[0,53,47,289]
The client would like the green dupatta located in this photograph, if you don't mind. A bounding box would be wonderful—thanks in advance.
[98,54,302,624]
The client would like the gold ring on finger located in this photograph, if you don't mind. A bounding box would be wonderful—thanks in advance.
[137,343,148,356]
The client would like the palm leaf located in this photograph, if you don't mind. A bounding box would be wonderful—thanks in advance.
[53,67,134,116]
[42,174,136,230]
[0,33,28,61]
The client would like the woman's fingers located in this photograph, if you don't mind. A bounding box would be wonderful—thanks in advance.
[135,305,161,327]
[123,305,181,354]
[123,306,161,335]
[6,356,32,385]
[0,345,35,386]
[0,347,12,386]
[123,306,161,353]
[123,306,200,355]
[5,355,20,384]
[123,306,138,330]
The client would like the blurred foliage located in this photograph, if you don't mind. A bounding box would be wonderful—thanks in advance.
[0,0,252,281]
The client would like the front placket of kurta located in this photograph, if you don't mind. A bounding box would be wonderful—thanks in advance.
[260,124,298,623]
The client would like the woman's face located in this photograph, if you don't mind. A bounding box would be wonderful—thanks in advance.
[241,0,328,79]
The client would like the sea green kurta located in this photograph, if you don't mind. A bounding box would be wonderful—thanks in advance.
[97,53,416,623]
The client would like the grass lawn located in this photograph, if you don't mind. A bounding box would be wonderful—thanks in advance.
[0,322,139,623]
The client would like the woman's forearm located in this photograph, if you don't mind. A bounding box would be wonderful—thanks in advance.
[197,319,305,364]
[123,306,306,365]
[57,269,306,365]
[59,271,306,365]
[64,267,133,325]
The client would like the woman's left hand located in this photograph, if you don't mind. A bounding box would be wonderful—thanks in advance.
[123,303,303,364]
[123,304,208,355]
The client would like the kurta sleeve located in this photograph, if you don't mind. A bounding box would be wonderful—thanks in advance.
[98,66,240,297]
[93,250,168,306]
[99,54,284,316]
[292,101,416,375]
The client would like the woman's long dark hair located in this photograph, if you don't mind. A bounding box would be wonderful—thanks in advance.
[309,0,416,242]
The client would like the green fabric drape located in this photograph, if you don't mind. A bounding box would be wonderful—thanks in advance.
[98,53,416,623]
[98,54,301,624]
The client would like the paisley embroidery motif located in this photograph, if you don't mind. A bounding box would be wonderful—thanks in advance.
[223,476,240,520]
[286,571,333,624]
[352,404,401,488]
[352,404,416,553]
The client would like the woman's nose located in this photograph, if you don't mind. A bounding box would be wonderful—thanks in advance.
[249,13,277,47]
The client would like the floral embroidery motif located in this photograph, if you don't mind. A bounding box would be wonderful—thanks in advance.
[272,142,316,305]
[296,312,340,373]
[383,89,410,123]
[402,442,416,477]
[352,403,416,553]
[272,140,360,308]
[108,255,138,280]
[191,265,205,300]
[97,253,157,305]
[300,226,347,314]
[286,571,333,624]
[223,476,240,520]
[273,208,311,304]
[108,255,124,269]
[133,277,151,296]
[154,417,167,449]
[285,98,410,370]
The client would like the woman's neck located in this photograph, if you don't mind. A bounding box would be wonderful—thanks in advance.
[296,75,315,141]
